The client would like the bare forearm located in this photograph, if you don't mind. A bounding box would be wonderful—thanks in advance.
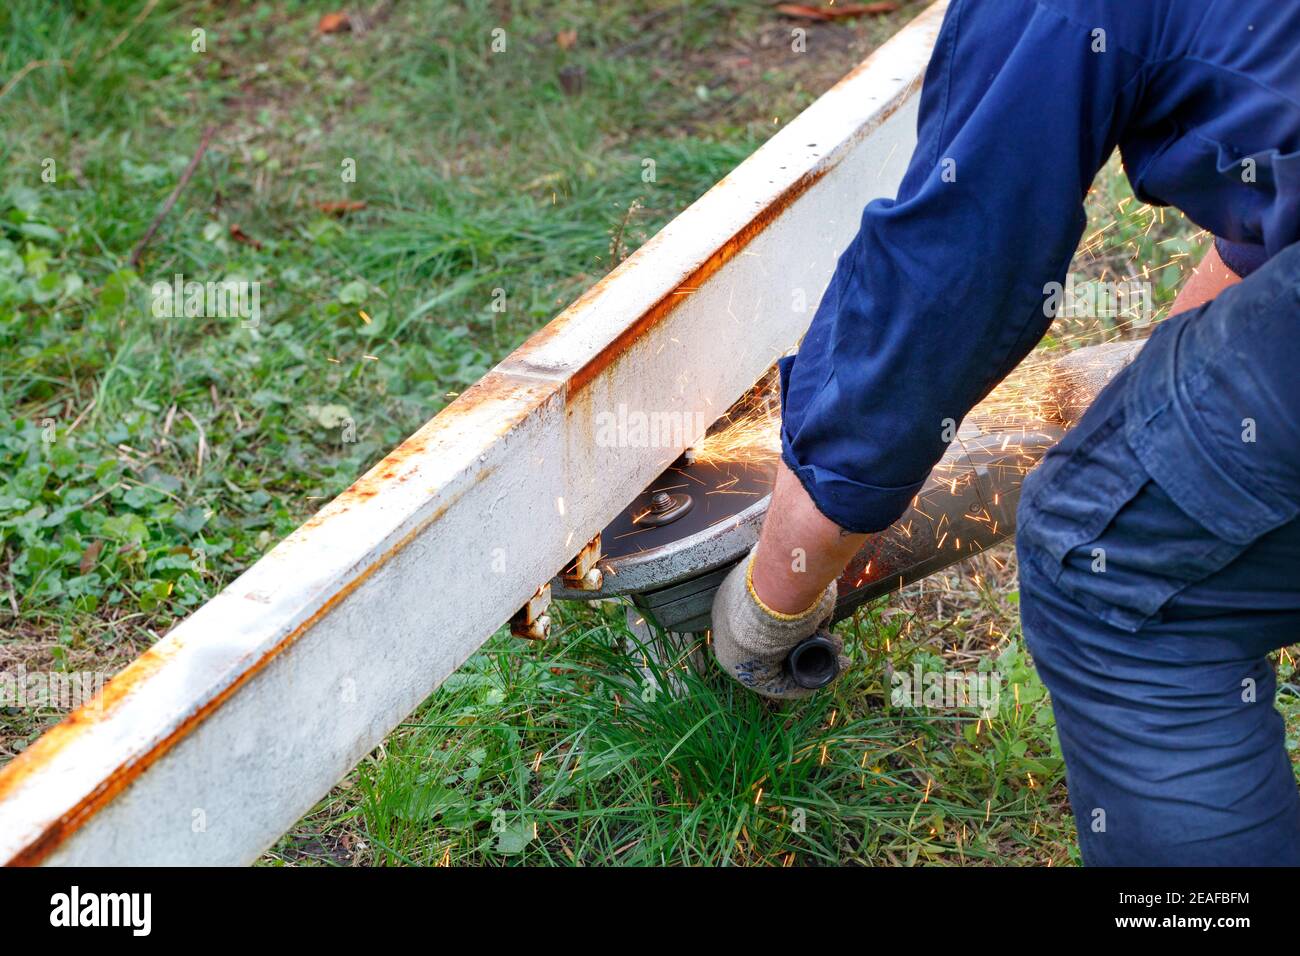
[749,462,866,615]
[1169,243,1239,316]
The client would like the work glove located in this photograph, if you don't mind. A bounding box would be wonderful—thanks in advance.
[710,552,848,700]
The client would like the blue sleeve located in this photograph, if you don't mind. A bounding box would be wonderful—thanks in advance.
[778,0,1146,533]
[1214,237,1270,278]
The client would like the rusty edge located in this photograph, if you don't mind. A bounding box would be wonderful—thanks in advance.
[4,473,485,866]
[522,73,928,397]
[0,1,946,865]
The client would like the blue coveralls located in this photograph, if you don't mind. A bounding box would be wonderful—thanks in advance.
[776,0,1300,864]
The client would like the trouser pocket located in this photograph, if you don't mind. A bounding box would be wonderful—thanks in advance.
[1018,344,1296,633]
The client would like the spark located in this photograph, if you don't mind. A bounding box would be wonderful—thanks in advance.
[692,372,783,466]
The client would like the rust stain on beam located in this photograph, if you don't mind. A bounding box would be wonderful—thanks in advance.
[501,165,825,396]
[306,371,553,523]
[565,168,830,396]
[1,466,495,866]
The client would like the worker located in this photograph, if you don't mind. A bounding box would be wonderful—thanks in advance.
[711,0,1300,865]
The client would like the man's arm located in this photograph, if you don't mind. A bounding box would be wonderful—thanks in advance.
[778,0,1148,538]
[750,463,864,614]
[750,239,1241,617]
[712,0,1152,694]
[1169,243,1239,317]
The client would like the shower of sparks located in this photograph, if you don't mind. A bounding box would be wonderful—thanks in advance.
[694,192,1200,474]
[691,344,1079,474]
[692,370,783,466]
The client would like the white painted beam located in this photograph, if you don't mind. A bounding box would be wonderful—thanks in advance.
[0,2,948,865]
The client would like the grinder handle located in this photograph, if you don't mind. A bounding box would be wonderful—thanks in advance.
[786,631,841,690]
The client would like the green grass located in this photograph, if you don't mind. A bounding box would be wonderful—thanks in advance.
[1,0,1222,866]
[303,586,1071,866]
[0,0,785,651]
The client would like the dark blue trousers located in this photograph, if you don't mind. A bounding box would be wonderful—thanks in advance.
[1016,241,1300,866]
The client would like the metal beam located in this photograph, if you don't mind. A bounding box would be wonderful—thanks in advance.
[0,1,948,865]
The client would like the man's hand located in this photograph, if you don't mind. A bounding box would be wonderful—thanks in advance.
[751,462,867,612]
[710,462,863,698]
[710,552,845,699]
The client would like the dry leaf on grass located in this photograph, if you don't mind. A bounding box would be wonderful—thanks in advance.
[776,2,899,21]
[79,540,104,575]
[229,224,263,249]
[315,199,367,215]
[317,12,352,34]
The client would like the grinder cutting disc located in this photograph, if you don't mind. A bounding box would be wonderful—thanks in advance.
[601,456,778,561]
[570,426,1053,634]
[556,451,778,633]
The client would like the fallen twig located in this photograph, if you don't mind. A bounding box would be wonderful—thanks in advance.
[0,59,71,103]
[130,125,216,269]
